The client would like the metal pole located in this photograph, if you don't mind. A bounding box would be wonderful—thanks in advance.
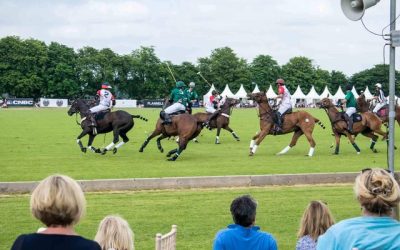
[389,0,398,220]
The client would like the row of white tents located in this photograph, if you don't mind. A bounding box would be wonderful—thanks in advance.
[203,84,383,107]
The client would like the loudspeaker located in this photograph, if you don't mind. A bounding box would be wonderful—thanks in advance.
[341,0,380,21]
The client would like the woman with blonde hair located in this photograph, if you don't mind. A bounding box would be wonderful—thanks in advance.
[317,168,400,250]
[11,174,100,250]
[296,200,334,250]
[95,215,134,250]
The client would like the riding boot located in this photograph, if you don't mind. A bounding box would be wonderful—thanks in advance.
[160,111,172,125]
[204,111,219,130]
[344,113,353,133]
[275,112,283,133]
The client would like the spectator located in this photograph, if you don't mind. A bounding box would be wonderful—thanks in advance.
[317,168,400,250]
[296,200,335,250]
[11,174,101,250]
[95,215,134,250]
[213,195,277,250]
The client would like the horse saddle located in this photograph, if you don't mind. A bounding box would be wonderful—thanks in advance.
[94,109,111,120]
[340,112,362,122]
[377,105,388,117]
[169,110,186,117]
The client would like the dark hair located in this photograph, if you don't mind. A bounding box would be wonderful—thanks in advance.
[230,195,257,227]
[346,84,352,91]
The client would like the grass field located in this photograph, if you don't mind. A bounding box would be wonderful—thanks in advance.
[0,107,396,182]
[0,184,359,250]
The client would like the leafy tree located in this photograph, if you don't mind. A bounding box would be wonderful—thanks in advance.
[76,46,102,97]
[249,55,281,90]
[281,56,315,93]
[330,70,348,94]
[45,42,79,98]
[313,68,331,93]
[198,47,251,93]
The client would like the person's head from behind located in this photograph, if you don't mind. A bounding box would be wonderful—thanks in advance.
[230,195,257,227]
[297,200,335,240]
[30,174,86,227]
[95,215,134,250]
[355,168,400,216]
[346,84,352,91]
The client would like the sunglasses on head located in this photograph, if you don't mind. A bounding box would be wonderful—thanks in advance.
[361,168,391,174]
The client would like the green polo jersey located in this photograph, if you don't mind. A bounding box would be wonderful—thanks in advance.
[185,88,199,101]
[345,90,356,108]
[170,88,188,107]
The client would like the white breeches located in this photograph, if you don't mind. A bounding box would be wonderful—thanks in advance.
[345,107,356,116]
[90,104,109,113]
[278,103,291,114]
[164,102,185,114]
[373,103,386,113]
[206,106,217,113]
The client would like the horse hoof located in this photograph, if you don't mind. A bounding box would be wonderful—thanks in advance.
[249,152,254,156]
[159,148,164,153]
[167,157,177,161]
[236,138,240,141]
[113,148,118,154]
[101,149,107,155]
[81,148,87,153]
[357,152,361,155]
[95,148,101,153]
[139,148,143,152]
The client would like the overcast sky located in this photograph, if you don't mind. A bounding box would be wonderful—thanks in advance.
[0,0,397,76]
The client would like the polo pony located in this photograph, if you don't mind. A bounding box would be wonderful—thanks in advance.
[318,97,387,154]
[193,97,241,144]
[68,99,147,154]
[248,92,324,157]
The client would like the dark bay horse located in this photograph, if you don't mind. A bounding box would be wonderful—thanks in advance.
[248,92,324,157]
[357,93,400,126]
[68,99,147,154]
[318,97,387,154]
[138,113,203,161]
[193,97,240,144]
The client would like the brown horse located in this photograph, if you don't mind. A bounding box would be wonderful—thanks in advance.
[138,113,203,161]
[68,99,147,154]
[357,93,400,126]
[193,97,240,144]
[318,97,387,154]
[248,92,324,157]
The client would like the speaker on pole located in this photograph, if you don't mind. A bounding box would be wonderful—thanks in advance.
[341,0,380,21]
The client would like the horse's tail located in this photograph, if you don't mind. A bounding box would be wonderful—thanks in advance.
[132,115,148,122]
[314,118,326,129]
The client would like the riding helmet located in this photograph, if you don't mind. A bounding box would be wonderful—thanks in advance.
[276,79,285,85]
[189,82,195,88]
[176,81,186,88]
[375,83,382,88]
[101,82,112,89]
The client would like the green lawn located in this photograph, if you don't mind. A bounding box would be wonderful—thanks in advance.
[0,108,396,182]
[0,184,358,250]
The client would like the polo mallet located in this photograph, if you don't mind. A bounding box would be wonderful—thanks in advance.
[165,62,177,82]
[197,71,213,88]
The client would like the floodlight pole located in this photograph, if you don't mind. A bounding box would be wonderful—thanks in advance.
[388,0,398,220]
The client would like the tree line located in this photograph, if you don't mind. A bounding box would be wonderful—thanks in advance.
[0,36,398,100]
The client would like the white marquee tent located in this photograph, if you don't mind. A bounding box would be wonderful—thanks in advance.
[252,84,261,93]
[333,86,345,101]
[220,84,235,98]
[234,84,248,99]
[305,85,320,105]
[352,86,359,99]
[266,85,277,98]
[202,84,216,106]
[320,86,333,99]
[291,85,306,107]
[363,86,374,100]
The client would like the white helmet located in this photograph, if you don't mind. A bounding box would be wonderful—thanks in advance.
[189,82,195,88]
[375,83,382,88]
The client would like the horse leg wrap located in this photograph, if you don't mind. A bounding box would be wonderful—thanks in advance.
[308,147,315,157]
[352,143,361,154]
[250,140,255,149]
[370,140,376,149]
[251,145,258,154]
[115,142,125,149]
[88,146,96,152]
[277,146,291,155]
[105,142,115,151]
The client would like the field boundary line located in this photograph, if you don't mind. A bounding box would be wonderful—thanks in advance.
[1,172,398,194]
